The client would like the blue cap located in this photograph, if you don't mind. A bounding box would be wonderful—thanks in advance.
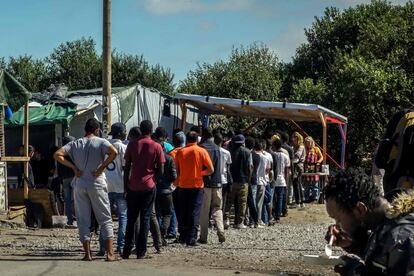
[232,134,245,144]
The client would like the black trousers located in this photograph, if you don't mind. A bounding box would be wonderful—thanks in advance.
[124,188,156,256]
[293,176,305,204]
[177,188,203,245]
[155,193,173,237]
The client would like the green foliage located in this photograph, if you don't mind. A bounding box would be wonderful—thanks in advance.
[1,37,174,93]
[112,52,175,95]
[6,55,49,92]
[179,44,282,101]
[47,37,101,90]
[285,0,414,165]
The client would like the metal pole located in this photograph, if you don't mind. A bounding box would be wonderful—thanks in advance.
[102,0,112,137]
[23,103,29,200]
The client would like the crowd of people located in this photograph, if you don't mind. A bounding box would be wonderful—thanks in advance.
[51,118,326,260]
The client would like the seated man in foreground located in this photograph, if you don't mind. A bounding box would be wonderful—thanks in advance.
[325,169,414,275]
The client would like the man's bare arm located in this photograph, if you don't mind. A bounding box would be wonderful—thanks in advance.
[54,148,82,177]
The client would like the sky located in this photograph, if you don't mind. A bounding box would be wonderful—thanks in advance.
[0,0,409,84]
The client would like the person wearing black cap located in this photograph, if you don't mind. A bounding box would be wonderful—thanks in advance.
[58,136,76,226]
[224,134,252,229]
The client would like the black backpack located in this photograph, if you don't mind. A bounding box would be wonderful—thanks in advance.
[375,109,414,193]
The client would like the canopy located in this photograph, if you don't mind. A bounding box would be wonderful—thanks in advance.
[173,93,347,124]
[0,70,31,111]
[174,93,348,169]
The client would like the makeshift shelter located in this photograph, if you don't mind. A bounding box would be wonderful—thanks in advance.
[68,84,198,138]
[0,70,31,212]
[174,93,348,169]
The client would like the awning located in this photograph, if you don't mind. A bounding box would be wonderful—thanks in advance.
[5,103,76,126]
[173,93,347,124]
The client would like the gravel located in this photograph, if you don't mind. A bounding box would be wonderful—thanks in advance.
[0,205,340,275]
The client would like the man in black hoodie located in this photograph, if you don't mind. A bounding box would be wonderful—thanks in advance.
[199,127,224,244]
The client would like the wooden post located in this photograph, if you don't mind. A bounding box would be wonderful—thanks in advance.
[180,103,187,131]
[319,112,327,165]
[102,0,112,137]
[243,118,265,133]
[23,103,29,200]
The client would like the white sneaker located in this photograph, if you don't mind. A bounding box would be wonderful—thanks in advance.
[255,224,265,229]
[235,223,247,229]
[299,203,306,209]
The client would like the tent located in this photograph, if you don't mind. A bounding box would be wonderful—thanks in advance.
[174,93,348,168]
[68,84,198,139]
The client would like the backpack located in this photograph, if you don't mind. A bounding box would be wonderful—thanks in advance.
[375,109,414,193]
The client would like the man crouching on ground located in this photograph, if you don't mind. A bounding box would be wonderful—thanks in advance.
[325,168,414,275]
[54,118,118,261]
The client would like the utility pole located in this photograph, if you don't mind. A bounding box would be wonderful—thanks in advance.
[102,0,112,137]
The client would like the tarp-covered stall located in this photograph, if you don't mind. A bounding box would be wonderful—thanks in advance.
[0,70,31,212]
[174,93,348,168]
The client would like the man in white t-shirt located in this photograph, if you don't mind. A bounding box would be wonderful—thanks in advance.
[98,122,128,255]
[214,134,232,228]
[272,137,290,222]
[253,139,272,227]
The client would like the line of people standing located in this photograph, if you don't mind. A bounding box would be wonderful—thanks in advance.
[54,118,324,260]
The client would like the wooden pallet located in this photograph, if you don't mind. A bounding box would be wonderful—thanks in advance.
[8,188,57,228]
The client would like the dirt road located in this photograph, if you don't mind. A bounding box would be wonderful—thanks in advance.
[0,203,338,276]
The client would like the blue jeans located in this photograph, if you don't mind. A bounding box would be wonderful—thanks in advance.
[274,187,286,219]
[99,192,127,253]
[304,181,320,202]
[62,178,74,225]
[261,185,273,224]
[167,209,177,236]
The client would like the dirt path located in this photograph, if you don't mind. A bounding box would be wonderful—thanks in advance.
[0,203,338,275]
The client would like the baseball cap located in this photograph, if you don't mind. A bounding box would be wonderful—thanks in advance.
[232,134,245,144]
[109,122,126,136]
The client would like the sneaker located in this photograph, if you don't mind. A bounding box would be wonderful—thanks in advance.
[217,232,226,243]
[197,239,207,244]
[299,203,306,209]
[289,204,298,209]
[235,223,247,229]
[224,219,230,230]
[255,224,265,229]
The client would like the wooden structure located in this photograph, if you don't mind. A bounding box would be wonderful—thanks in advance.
[174,93,348,169]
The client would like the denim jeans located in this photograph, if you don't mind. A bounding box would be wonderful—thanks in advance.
[261,185,274,224]
[274,186,286,219]
[247,185,258,225]
[62,178,74,225]
[167,209,177,236]
[304,181,320,202]
[99,192,127,253]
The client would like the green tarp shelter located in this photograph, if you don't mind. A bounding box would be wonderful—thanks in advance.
[5,103,76,126]
[0,70,31,111]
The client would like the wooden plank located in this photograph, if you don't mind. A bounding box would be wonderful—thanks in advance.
[0,157,30,162]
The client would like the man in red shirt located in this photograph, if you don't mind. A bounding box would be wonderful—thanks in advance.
[122,120,165,259]
[175,131,214,246]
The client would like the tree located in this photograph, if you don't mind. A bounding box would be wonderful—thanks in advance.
[47,37,101,90]
[6,55,49,92]
[112,53,175,95]
[179,43,283,101]
[285,0,414,165]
